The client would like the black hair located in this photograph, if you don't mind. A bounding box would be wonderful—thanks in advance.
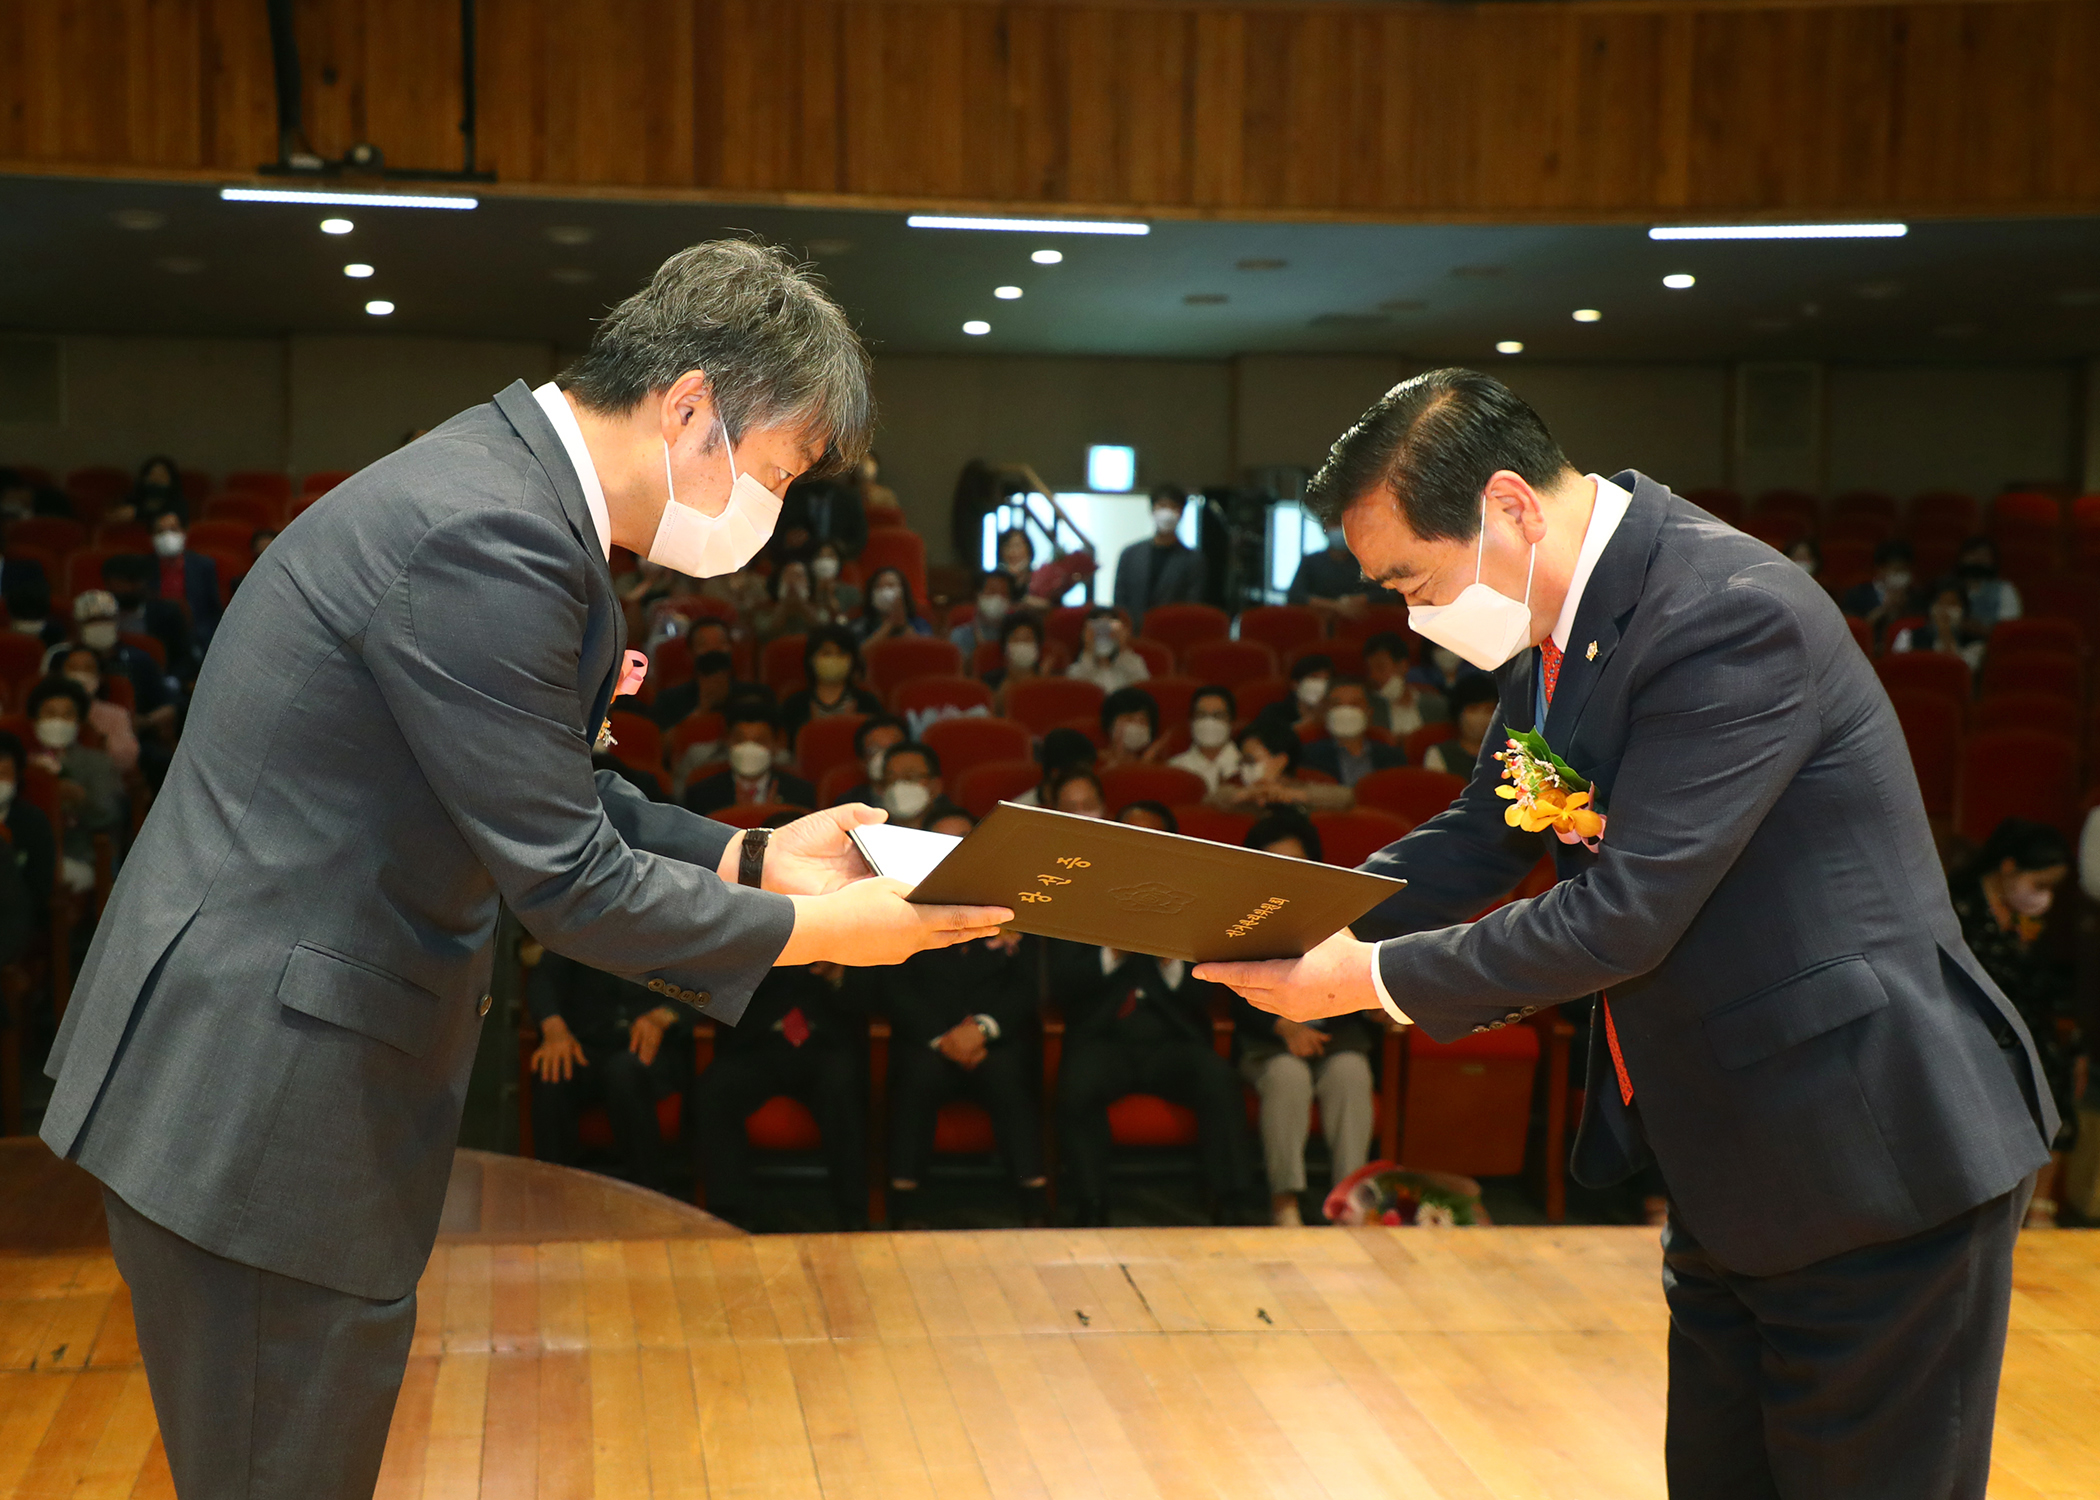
[1148,483,1188,507]
[1959,817,2071,888]
[1117,799,1180,833]
[996,528,1034,568]
[1957,535,2000,573]
[27,674,90,722]
[0,730,23,786]
[802,623,862,680]
[977,569,1015,596]
[687,614,732,647]
[1000,611,1043,646]
[1191,682,1237,719]
[1083,604,1118,624]
[4,569,51,621]
[1050,766,1105,806]
[1246,809,1323,862]
[1101,686,1160,737]
[1360,631,1409,664]
[1872,538,1915,568]
[1328,673,1367,692]
[1289,653,1334,682]
[1446,674,1501,716]
[767,554,812,601]
[860,565,921,623]
[723,697,779,734]
[692,650,734,678]
[883,740,941,778]
[101,554,151,587]
[1036,727,1097,774]
[1305,368,1575,540]
[853,714,907,758]
[1241,718,1301,771]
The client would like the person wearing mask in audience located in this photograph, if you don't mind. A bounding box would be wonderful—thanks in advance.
[1286,654,1334,731]
[1098,686,1166,769]
[833,715,908,808]
[1050,767,1108,819]
[70,590,176,739]
[5,571,68,650]
[1892,579,1986,675]
[1067,605,1149,693]
[774,474,868,561]
[27,676,125,898]
[749,554,826,644]
[1011,728,1097,809]
[1787,538,1822,578]
[0,467,35,522]
[0,731,58,938]
[1116,800,1178,833]
[949,571,1016,668]
[55,645,139,774]
[525,942,692,1195]
[1956,537,2023,631]
[1421,673,1501,775]
[689,958,872,1231]
[985,614,1047,710]
[854,565,932,645]
[1301,677,1407,788]
[994,528,1040,605]
[1840,539,1917,640]
[101,554,197,686]
[1236,809,1381,1224]
[807,538,861,623]
[1286,524,1369,625]
[1168,684,1241,793]
[1361,632,1443,738]
[779,624,882,743]
[1950,819,2083,1228]
[647,617,766,730]
[1110,484,1205,628]
[683,701,814,815]
[110,455,187,528]
[150,511,223,649]
[875,741,944,829]
[1208,719,1352,813]
[1050,934,1252,1227]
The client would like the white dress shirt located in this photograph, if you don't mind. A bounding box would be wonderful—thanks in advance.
[531,381,613,560]
[1368,474,1631,1026]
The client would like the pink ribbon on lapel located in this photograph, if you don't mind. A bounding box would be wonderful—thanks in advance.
[615,649,650,699]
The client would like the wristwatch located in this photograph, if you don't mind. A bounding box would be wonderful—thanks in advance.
[738,827,771,888]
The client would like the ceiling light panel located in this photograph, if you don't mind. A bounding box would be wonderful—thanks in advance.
[1648,223,1906,241]
[907,214,1147,235]
[220,187,477,210]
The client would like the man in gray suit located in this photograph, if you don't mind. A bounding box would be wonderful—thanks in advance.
[1110,483,1205,627]
[1198,370,2054,1498]
[42,241,1008,1500]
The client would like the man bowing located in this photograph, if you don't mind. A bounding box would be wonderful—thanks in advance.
[1197,368,2053,1499]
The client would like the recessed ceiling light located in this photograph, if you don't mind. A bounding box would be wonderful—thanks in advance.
[907,214,1147,235]
[220,187,476,210]
[1572,308,1602,323]
[343,263,374,279]
[1495,340,1524,355]
[994,286,1023,300]
[111,209,167,231]
[365,300,395,316]
[962,320,991,336]
[320,218,354,235]
[1031,249,1063,265]
[544,225,596,247]
[1649,222,1906,241]
[1663,273,1696,290]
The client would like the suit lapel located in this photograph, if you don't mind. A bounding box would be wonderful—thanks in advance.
[1542,472,1666,749]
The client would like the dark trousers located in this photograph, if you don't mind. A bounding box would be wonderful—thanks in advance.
[1057,1038,1247,1211]
[689,1041,867,1227]
[1662,1180,2030,1500]
[530,1041,683,1192]
[102,1188,416,1500]
[888,1040,1043,1186]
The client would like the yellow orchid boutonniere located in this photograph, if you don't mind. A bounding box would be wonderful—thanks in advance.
[1494,728,1606,851]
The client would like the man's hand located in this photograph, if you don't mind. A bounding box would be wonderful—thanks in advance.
[1195,929,1392,1023]
[531,1014,589,1083]
[628,1006,677,1067]
[1276,1018,1329,1058]
[719,804,884,896]
[936,1018,989,1069]
[776,878,1014,968]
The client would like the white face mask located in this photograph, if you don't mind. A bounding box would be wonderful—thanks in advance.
[1238,757,1269,787]
[647,418,782,579]
[884,779,932,820]
[864,749,888,781]
[0,781,14,811]
[36,717,77,750]
[1090,625,1119,658]
[1006,639,1040,670]
[2006,882,2053,918]
[1294,675,1329,708]
[1116,720,1151,753]
[1191,715,1231,750]
[872,584,903,612]
[975,593,1009,626]
[1406,493,1537,672]
[1326,705,1368,739]
[1883,569,1912,595]
[1153,508,1182,535]
[1376,674,1407,702]
[811,555,841,582]
[81,621,118,652]
[727,741,774,779]
[153,529,186,558]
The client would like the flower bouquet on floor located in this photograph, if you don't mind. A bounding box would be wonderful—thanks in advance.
[1323,1161,1491,1227]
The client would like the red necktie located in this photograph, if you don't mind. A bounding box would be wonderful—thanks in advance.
[1541,640,1632,1106]
[781,1007,810,1047]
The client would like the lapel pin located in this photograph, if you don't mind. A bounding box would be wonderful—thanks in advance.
[1585,640,1598,661]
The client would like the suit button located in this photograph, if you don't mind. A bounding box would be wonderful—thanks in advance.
[1472,1024,1488,1033]
[693,990,711,1005]
[648,979,665,992]
[477,993,492,1018]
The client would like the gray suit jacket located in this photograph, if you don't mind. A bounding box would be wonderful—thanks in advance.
[43,382,795,1299]
[1111,539,1204,626]
[1357,473,2054,1276]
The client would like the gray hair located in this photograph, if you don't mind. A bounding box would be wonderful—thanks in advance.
[559,239,872,476]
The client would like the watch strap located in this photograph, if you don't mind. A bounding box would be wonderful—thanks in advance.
[738,827,770,888]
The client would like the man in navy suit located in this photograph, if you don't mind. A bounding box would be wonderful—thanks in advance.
[150,510,223,649]
[1198,369,2052,1498]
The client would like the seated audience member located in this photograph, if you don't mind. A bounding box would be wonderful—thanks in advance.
[949,571,1017,664]
[26,676,124,895]
[1117,800,1178,833]
[1066,606,1149,692]
[808,539,862,622]
[0,467,33,521]
[1839,539,1917,637]
[688,960,870,1230]
[1013,728,1097,808]
[1049,766,1108,819]
[1286,525,1368,624]
[251,527,279,558]
[1110,484,1204,628]
[648,617,763,729]
[1407,639,1488,700]
[1421,675,1500,775]
[54,645,139,774]
[1237,811,1380,1224]
[4,571,66,649]
[526,944,692,1194]
[1891,579,1986,674]
[112,454,187,527]
[151,510,223,648]
[986,613,1047,705]
[70,591,176,764]
[1361,632,1444,737]
[875,740,944,828]
[1786,538,1822,577]
[779,625,883,743]
[101,553,197,684]
[1050,937,1252,1226]
[853,565,932,644]
[1950,819,2083,1227]
[992,527,1061,611]
[1301,677,1406,788]
[1956,536,2023,630]
[684,700,815,815]
[880,889,1047,1227]
[833,715,909,807]
[0,732,57,935]
[1099,686,1166,768]
[1207,720,1353,813]
[1168,684,1241,793]
[749,554,828,643]
[854,451,904,526]
[1287,654,1333,730]
[775,475,868,560]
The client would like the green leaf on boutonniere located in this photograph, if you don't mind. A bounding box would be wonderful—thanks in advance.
[1506,728,1590,793]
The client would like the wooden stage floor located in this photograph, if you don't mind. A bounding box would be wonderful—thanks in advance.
[4,1143,2098,1499]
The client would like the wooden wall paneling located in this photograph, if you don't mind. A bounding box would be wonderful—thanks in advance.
[1187,9,1246,211]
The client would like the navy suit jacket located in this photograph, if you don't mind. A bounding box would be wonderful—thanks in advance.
[1356,473,2053,1276]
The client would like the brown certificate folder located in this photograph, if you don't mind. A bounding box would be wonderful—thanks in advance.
[852,802,1406,963]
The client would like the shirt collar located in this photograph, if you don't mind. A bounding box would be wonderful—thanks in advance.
[1550,474,1632,651]
[531,381,613,560]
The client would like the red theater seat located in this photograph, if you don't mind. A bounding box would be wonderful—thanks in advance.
[1876,652,1970,706]
[922,715,1031,776]
[858,528,928,607]
[1168,804,1254,844]
[1286,640,1363,677]
[1005,677,1105,735]
[186,519,254,555]
[1982,652,2079,702]
[1140,603,1230,655]
[1974,692,2078,740]
[1990,618,2083,658]
[1400,1026,1540,1178]
[709,802,809,829]
[894,675,994,719]
[761,634,809,694]
[1887,690,1961,819]
[1237,605,1324,658]
[1183,640,1276,687]
[1233,676,1294,722]
[1354,767,1468,826]
[933,1101,998,1155]
[1310,809,1411,866]
[205,494,276,529]
[1107,1094,1199,1148]
[6,517,85,554]
[1099,764,1207,810]
[793,713,867,784]
[95,522,152,553]
[224,471,292,503]
[1335,604,1413,644]
[954,759,1043,817]
[1956,729,2078,841]
[744,1095,825,1151]
[864,636,962,697]
[1139,675,1203,729]
[605,711,663,772]
[1127,637,1175,677]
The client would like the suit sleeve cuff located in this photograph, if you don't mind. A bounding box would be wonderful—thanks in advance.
[973,1013,1001,1042]
[1369,941,1413,1026]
